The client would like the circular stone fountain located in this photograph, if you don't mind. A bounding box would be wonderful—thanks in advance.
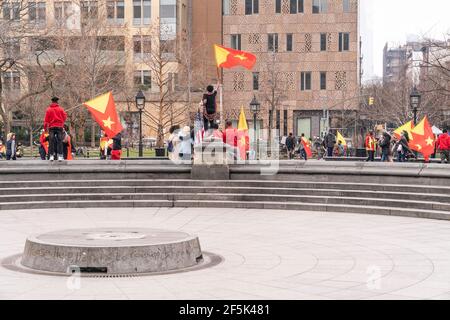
[21,228,202,275]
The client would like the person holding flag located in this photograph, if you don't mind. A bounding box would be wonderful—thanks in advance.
[298,134,312,160]
[83,92,123,159]
[202,83,221,133]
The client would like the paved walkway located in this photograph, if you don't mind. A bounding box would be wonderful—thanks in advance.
[1,207,450,300]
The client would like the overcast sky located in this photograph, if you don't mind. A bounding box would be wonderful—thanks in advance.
[360,0,450,82]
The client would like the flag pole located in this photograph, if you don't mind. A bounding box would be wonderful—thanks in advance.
[217,67,223,129]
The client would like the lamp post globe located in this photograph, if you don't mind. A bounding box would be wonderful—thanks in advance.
[249,95,260,160]
[135,90,146,157]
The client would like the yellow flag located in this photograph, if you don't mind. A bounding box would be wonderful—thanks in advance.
[238,106,248,131]
[337,131,347,146]
[394,120,414,140]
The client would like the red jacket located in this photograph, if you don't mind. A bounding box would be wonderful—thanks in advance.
[437,134,450,151]
[365,135,375,151]
[223,128,238,147]
[44,103,67,130]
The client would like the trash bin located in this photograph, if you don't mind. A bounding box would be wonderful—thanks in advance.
[155,148,166,157]
[356,148,366,158]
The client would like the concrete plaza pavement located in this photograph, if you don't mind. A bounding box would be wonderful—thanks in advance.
[1,207,450,300]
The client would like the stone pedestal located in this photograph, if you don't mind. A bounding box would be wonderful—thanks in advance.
[21,228,202,275]
[192,137,230,180]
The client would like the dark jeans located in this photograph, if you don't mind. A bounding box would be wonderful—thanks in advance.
[203,116,215,132]
[398,152,407,162]
[300,149,307,160]
[39,146,47,160]
[48,127,64,157]
[441,150,450,163]
[366,150,375,161]
[381,152,389,162]
[327,147,334,157]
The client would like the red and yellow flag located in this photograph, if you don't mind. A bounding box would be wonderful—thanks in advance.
[237,106,249,160]
[214,44,256,70]
[301,137,313,158]
[409,116,435,161]
[83,92,123,138]
[394,120,414,141]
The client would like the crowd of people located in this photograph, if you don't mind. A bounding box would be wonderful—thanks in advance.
[1,88,449,164]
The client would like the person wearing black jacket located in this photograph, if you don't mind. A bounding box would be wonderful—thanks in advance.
[379,131,392,162]
[323,130,336,158]
[286,133,295,159]
[395,131,413,162]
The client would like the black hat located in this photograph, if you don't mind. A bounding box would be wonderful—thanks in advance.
[51,97,59,102]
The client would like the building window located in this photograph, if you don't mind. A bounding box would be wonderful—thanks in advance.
[223,0,230,15]
[290,0,303,13]
[268,33,278,52]
[312,0,327,14]
[29,2,46,25]
[283,109,288,136]
[231,34,241,50]
[54,2,69,26]
[275,0,281,13]
[2,71,20,91]
[252,72,259,90]
[276,110,280,131]
[81,1,98,21]
[320,33,327,51]
[320,72,327,90]
[339,32,350,52]
[2,2,20,21]
[168,72,179,92]
[133,0,151,25]
[300,72,311,91]
[245,0,259,15]
[107,1,125,24]
[343,0,350,12]
[286,34,293,52]
[134,70,151,88]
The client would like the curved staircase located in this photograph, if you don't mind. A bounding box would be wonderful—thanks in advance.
[1,176,450,221]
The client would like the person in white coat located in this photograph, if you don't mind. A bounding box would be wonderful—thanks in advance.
[167,125,180,161]
[178,126,193,161]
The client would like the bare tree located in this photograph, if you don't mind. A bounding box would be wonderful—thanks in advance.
[139,21,187,148]
[420,34,450,98]
[47,5,128,146]
[259,52,288,144]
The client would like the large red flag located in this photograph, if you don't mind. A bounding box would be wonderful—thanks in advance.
[214,44,257,70]
[83,92,123,138]
[409,116,435,161]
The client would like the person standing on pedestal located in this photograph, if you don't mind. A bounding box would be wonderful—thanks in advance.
[44,97,67,162]
[202,83,220,134]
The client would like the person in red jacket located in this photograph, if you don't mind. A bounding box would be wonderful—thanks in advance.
[44,97,67,161]
[365,131,376,162]
[436,129,450,164]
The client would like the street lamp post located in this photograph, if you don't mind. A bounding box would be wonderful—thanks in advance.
[249,95,261,160]
[135,90,146,158]
[410,86,421,126]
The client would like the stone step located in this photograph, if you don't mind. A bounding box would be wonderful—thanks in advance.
[0,179,449,194]
[0,199,449,221]
[1,186,449,203]
[0,192,448,212]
